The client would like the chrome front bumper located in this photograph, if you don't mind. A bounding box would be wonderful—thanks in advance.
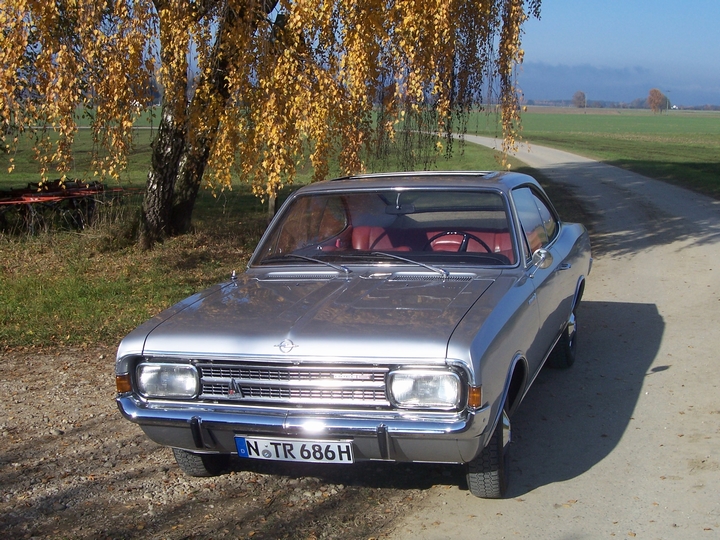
[117,395,491,464]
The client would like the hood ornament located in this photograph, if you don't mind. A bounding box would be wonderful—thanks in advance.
[275,339,298,354]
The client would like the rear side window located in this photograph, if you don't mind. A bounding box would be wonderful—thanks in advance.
[512,187,559,258]
[536,195,558,240]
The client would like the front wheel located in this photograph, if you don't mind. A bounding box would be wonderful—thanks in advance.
[172,448,230,477]
[466,409,511,498]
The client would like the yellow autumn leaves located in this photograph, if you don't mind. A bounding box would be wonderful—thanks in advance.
[1,0,537,192]
[1,0,155,181]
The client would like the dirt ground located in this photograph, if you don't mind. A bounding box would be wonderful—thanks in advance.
[386,138,720,539]
[0,345,464,539]
[3,141,719,539]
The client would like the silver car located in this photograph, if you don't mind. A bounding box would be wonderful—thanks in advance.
[116,171,591,498]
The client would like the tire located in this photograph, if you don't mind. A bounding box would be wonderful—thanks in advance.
[546,309,577,369]
[466,409,511,498]
[172,448,230,477]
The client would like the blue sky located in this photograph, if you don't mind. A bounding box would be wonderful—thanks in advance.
[519,0,720,106]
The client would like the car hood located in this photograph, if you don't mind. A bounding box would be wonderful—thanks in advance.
[137,270,500,360]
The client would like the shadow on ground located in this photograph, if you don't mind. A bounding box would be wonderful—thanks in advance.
[1,300,663,538]
[533,161,720,258]
[502,300,664,496]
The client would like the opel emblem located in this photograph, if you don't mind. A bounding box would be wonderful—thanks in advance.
[227,378,245,399]
[276,339,298,353]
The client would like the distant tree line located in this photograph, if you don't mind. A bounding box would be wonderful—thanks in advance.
[527,95,720,111]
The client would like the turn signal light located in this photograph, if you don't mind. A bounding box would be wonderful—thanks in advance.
[467,385,483,409]
[116,374,132,394]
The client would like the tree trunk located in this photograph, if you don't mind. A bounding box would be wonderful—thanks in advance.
[139,0,281,248]
[140,86,220,246]
[139,0,190,250]
[267,193,277,222]
[169,141,211,235]
[138,104,186,250]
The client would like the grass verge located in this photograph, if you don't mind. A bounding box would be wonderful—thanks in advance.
[469,107,720,198]
[0,183,272,349]
[1,141,525,350]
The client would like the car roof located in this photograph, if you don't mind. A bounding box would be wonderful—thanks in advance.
[293,171,540,195]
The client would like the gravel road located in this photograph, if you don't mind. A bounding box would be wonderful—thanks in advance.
[388,137,720,539]
[1,343,458,539]
[2,139,719,539]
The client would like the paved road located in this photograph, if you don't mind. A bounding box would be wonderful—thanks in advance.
[390,137,720,539]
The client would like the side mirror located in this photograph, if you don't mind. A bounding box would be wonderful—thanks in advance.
[529,248,553,278]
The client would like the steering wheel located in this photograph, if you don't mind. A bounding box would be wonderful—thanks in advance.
[423,231,492,253]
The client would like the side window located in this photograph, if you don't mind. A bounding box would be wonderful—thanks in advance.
[512,187,549,256]
[533,192,559,243]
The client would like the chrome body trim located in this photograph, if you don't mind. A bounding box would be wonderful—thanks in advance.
[117,395,491,463]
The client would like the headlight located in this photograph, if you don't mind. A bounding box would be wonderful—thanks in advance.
[136,363,199,399]
[388,369,462,409]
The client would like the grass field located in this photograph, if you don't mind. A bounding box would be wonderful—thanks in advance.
[1,135,527,349]
[0,129,155,189]
[5,106,718,194]
[470,106,720,198]
[2,106,715,349]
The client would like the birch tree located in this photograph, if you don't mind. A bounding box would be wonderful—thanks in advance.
[1,0,541,248]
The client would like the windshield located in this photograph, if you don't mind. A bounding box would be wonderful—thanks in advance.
[253,189,516,266]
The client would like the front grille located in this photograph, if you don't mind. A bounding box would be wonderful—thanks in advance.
[197,362,390,407]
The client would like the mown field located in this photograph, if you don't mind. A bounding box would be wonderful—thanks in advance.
[470,106,720,198]
[1,107,717,349]
[0,132,519,349]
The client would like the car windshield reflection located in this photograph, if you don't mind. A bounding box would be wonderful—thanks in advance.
[253,189,517,267]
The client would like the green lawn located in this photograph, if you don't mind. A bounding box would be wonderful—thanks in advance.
[5,107,719,196]
[1,128,155,189]
[470,107,720,198]
[0,135,516,349]
[2,106,716,349]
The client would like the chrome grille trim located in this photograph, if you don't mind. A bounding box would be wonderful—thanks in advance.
[388,272,475,282]
[388,275,473,282]
[258,271,340,281]
[197,363,390,407]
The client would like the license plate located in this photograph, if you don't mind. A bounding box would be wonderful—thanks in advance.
[235,436,354,464]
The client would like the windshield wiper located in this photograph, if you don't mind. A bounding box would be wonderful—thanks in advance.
[327,251,448,278]
[263,254,351,277]
[369,252,449,279]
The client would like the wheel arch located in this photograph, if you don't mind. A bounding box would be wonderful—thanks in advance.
[504,354,528,417]
[572,276,586,312]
